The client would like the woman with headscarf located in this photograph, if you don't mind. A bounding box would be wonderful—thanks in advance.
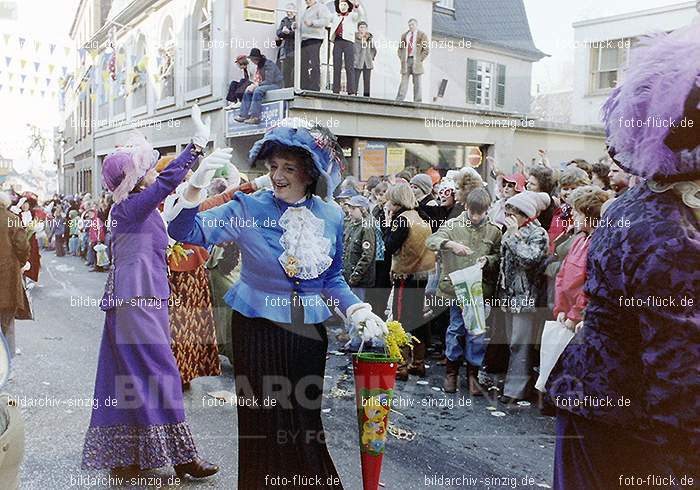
[547,23,700,489]
[11,192,42,284]
[167,121,387,489]
[81,106,223,479]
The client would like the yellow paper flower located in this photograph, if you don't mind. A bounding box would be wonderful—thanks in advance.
[384,321,418,362]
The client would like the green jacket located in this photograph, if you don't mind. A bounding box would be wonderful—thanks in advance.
[426,212,502,299]
[343,219,376,287]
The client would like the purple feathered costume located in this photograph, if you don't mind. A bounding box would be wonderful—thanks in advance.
[546,21,700,490]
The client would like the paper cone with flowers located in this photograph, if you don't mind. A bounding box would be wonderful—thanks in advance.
[352,320,416,490]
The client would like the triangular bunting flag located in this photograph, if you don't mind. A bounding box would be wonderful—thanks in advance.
[7,73,13,81]
[2,34,9,45]
[21,74,26,83]
[33,75,38,85]
[18,37,26,49]
[34,61,40,72]
[35,40,41,51]
[20,59,27,69]
[46,78,51,87]
[40,90,45,97]
[62,66,68,76]
[0,84,2,92]
[20,87,24,94]
[30,88,35,96]
[49,43,56,55]
[64,46,70,57]
[48,64,55,74]
[4,56,10,67]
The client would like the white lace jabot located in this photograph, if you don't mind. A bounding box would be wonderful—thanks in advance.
[278,206,332,279]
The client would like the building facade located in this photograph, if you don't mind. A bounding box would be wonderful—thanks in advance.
[59,0,606,197]
[571,1,698,127]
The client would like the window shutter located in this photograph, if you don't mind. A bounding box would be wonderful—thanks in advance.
[467,58,477,104]
[496,63,506,107]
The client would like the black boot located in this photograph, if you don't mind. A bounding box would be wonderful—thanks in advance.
[174,457,219,479]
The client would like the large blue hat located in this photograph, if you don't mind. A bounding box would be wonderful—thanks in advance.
[249,120,346,198]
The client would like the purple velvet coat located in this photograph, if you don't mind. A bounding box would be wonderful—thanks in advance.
[101,144,199,308]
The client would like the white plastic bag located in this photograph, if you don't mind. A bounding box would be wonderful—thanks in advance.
[94,243,110,268]
[535,321,575,392]
[449,263,486,335]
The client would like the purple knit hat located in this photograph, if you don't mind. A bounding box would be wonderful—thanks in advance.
[102,135,159,203]
[601,21,700,181]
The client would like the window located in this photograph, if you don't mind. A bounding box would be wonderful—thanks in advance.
[436,0,454,9]
[467,59,506,109]
[158,16,176,101]
[187,0,211,92]
[131,35,148,110]
[589,38,632,92]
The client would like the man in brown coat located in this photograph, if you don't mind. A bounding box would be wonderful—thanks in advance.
[0,192,32,358]
[396,18,430,102]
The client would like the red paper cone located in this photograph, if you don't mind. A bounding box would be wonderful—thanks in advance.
[352,352,400,490]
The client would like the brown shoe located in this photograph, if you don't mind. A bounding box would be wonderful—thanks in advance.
[443,359,460,393]
[396,364,409,381]
[467,365,484,396]
[407,343,426,377]
[174,457,219,479]
[244,117,261,124]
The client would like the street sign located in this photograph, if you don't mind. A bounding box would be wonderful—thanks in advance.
[225,100,287,138]
[466,146,483,167]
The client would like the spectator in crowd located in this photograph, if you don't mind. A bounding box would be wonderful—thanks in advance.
[548,166,590,253]
[300,0,331,91]
[497,191,550,404]
[435,177,463,224]
[396,18,429,102]
[353,20,376,97]
[0,191,32,359]
[553,186,610,332]
[226,55,253,109]
[368,181,392,317]
[591,161,611,190]
[53,207,66,257]
[342,195,376,304]
[276,4,297,88]
[410,173,439,231]
[426,188,501,394]
[383,182,435,380]
[567,159,592,179]
[526,166,558,230]
[235,49,283,125]
[488,173,526,228]
[330,0,365,95]
[608,160,631,197]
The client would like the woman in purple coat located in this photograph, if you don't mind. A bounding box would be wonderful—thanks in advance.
[546,23,700,489]
[81,106,229,479]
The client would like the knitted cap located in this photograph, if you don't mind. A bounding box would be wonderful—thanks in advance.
[347,195,371,209]
[410,174,433,195]
[506,191,551,219]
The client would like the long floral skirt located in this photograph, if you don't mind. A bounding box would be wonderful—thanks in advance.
[169,267,221,384]
[231,311,344,489]
[82,302,198,470]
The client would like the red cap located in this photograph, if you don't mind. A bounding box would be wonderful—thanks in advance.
[235,54,248,64]
[502,173,526,192]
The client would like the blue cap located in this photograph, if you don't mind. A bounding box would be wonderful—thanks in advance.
[346,195,370,209]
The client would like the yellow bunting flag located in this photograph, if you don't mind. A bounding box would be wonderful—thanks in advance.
[48,64,55,74]
[20,59,27,69]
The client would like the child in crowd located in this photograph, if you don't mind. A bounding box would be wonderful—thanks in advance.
[547,167,590,253]
[426,188,502,394]
[497,191,550,404]
[554,186,610,332]
[343,195,376,301]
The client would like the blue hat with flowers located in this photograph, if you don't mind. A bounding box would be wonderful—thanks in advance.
[249,119,346,199]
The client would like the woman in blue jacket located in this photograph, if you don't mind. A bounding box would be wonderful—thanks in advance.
[167,122,386,489]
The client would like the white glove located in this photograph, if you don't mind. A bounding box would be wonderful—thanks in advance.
[189,148,233,189]
[191,104,211,149]
[347,303,388,342]
[226,162,241,189]
[162,183,201,222]
[253,173,272,190]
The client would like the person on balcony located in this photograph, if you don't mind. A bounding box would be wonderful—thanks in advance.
[235,48,283,125]
[300,0,332,91]
[225,54,253,110]
[396,18,430,103]
[276,4,297,88]
[330,0,365,95]
[353,20,377,97]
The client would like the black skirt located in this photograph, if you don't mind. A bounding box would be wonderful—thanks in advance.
[231,310,344,489]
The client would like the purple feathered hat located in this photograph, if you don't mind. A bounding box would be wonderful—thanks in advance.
[102,135,159,203]
[601,21,700,182]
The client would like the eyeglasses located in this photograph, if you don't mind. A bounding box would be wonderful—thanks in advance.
[503,181,516,189]
[438,188,454,197]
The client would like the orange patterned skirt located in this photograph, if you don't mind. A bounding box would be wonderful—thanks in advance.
[169,266,221,384]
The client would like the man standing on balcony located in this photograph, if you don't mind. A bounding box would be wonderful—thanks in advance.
[235,48,283,125]
[330,0,365,95]
[396,18,430,103]
[301,0,332,91]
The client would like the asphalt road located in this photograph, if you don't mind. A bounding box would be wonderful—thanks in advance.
[8,253,555,489]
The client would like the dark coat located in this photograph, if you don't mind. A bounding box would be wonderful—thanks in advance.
[343,218,376,287]
[276,16,296,60]
[0,207,32,319]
